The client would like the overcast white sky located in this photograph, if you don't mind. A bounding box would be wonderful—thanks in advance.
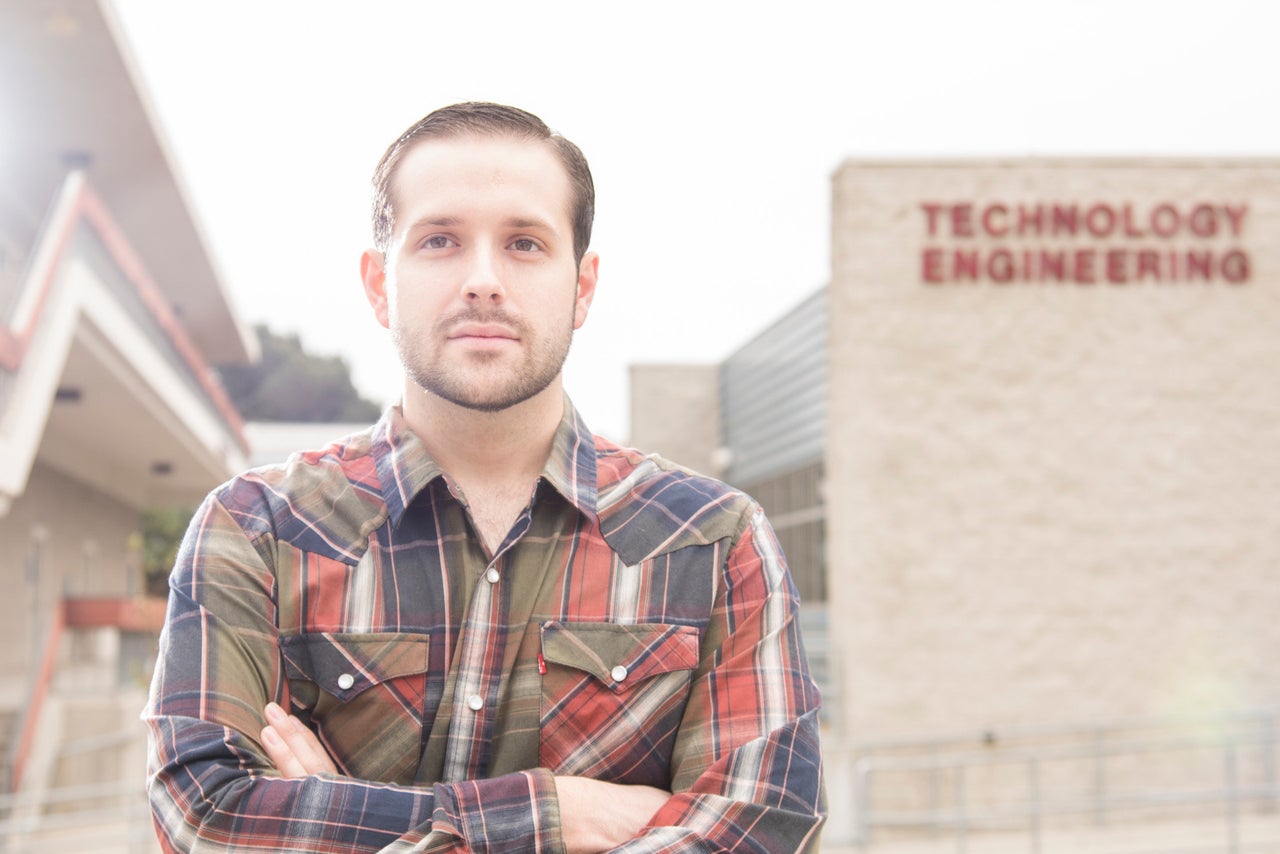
[110,0,1280,440]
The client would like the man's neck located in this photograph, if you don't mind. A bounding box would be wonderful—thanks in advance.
[400,377,565,506]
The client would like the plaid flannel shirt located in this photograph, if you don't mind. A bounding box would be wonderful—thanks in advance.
[144,400,825,852]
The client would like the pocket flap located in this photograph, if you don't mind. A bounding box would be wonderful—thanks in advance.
[539,622,699,692]
[280,632,430,702]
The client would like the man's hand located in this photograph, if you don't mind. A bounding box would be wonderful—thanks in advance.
[261,702,338,776]
[554,775,670,854]
[262,704,669,851]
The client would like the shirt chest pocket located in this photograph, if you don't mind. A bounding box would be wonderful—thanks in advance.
[280,632,431,785]
[538,621,700,787]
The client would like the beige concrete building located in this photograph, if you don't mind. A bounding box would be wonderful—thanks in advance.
[0,1,255,848]
[632,158,1280,850]
[830,158,1279,736]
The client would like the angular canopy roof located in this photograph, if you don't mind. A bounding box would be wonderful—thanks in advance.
[0,0,257,365]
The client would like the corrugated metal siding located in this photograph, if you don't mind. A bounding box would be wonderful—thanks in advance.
[721,285,828,486]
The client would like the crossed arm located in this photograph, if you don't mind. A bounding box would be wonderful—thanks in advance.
[261,703,668,853]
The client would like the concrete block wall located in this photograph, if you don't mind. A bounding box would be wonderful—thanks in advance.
[627,363,723,477]
[826,159,1280,743]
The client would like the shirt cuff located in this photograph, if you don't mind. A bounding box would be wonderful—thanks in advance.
[431,768,565,854]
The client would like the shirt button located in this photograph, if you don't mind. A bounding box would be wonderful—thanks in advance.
[611,665,628,682]
[485,567,500,584]
[337,673,355,691]
[467,694,484,711]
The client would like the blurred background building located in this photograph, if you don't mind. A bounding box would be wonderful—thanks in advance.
[5,0,1280,851]
[632,159,1280,851]
[0,1,255,849]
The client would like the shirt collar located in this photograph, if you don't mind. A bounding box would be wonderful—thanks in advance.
[371,406,444,529]
[372,397,599,529]
[539,397,599,521]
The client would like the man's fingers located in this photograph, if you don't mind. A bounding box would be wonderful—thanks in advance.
[263,702,338,777]
[261,724,308,777]
[554,776,672,853]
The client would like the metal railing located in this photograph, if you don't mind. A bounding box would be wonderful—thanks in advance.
[848,713,1280,853]
[0,727,153,853]
[3,604,65,792]
[0,779,153,853]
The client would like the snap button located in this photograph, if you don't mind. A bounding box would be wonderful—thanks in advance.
[611,665,628,682]
[485,567,500,584]
[337,673,355,691]
[467,694,484,711]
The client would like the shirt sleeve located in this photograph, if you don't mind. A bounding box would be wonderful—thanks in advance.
[143,491,567,854]
[611,502,827,853]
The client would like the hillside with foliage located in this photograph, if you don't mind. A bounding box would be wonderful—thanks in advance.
[144,326,382,596]
[217,324,382,422]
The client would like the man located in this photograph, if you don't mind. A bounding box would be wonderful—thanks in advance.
[145,102,825,853]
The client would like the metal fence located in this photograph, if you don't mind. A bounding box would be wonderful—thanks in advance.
[845,713,1280,853]
[0,779,153,853]
[0,728,154,853]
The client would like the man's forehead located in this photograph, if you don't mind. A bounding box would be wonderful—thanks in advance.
[389,134,574,223]
[394,132,563,184]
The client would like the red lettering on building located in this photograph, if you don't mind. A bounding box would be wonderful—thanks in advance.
[1187,251,1212,280]
[1085,204,1116,238]
[1121,205,1146,238]
[918,200,1253,286]
[1223,249,1250,283]
[1052,206,1078,236]
[1017,205,1044,236]
[988,249,1014,282]
[1075,249,1096,284]
[1136,250,1161,282]
[1151,204,1180,237]
[922,248,945,283]
[1041,250,1065,281]
[921,203,944,237]
[1223,204,1248,237]
[1188,204,1218,238]
[981,204,1009,237]
[1106,249,1127,283]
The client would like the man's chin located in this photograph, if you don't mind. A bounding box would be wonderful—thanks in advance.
[413,376,559,414]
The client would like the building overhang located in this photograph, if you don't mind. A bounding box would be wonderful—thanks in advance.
[1,173,249,512]
[0,0,257,365]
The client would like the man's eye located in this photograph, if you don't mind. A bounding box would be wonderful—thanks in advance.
[511,238,539,252]
[423,235,454,249]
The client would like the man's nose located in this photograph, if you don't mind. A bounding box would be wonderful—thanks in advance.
[461,247,505,303]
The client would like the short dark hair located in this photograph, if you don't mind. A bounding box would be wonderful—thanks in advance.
[371,102,595,263]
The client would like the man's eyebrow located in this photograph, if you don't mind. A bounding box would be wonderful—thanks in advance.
[505,216,556,231]
[404,216,556,231]
[406,216,461,230]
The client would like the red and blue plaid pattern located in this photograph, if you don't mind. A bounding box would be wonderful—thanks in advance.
[144,401,825,852]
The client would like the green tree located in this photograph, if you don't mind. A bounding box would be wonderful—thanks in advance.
[218,325,382,422]
[140,507,193,597]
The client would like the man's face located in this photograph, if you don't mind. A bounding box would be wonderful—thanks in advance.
[362,134,597,412]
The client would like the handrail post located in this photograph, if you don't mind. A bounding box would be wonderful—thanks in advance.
[954,764,966,854]
[1028,757,1042,854]
[930,744,941,837]
[854,756,873,849]
[1225,742,1239,854]
[1093,727,1107,827]
[7,600,66,792]
[1265,715,1277,814]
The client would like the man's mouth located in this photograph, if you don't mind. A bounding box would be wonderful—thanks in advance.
[448,323,519,344]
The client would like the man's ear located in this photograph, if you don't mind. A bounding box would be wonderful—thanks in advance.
[573,251,599,330]
[361,249,390,329]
